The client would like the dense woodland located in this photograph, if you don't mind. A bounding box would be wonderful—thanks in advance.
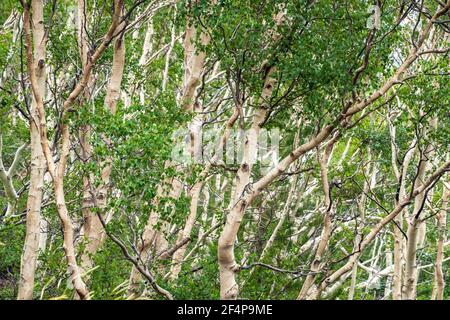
[0,0,449,300]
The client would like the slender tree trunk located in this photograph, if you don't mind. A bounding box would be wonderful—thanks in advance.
[161,6,177,92]
[298,138,336,300]
[138,19,154,104]
[179,16,209,112]
[384,249,393,299]
[348,155,376,299]
[0,136,26,217]
[260,171,299,261]
[392,139,416,299]
[403,155,428,299]
[17,0,47,300]
[432,183,448,300]
[403,118,436,299]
